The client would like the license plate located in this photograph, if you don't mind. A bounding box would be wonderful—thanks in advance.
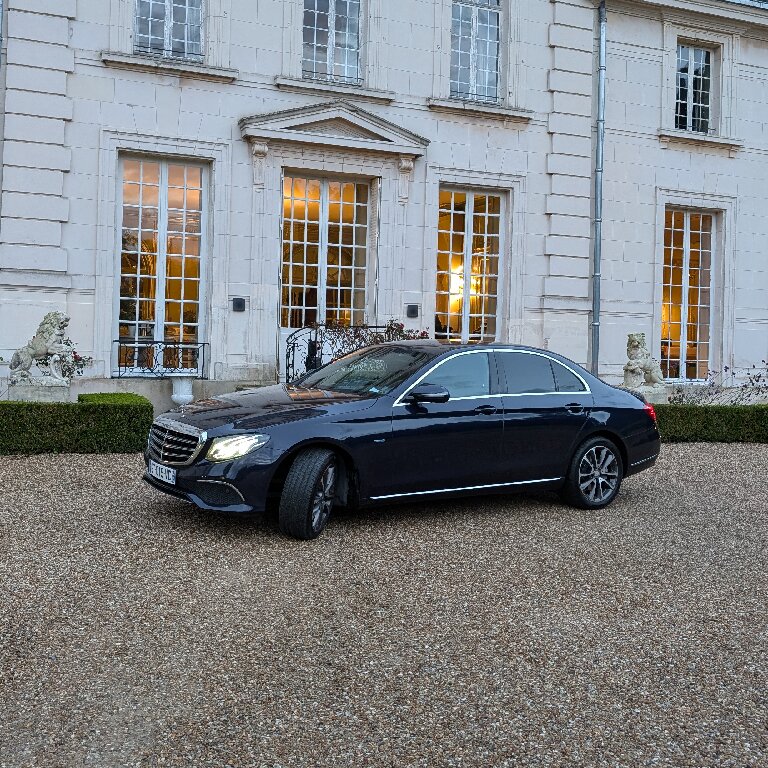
[149,460,176,485]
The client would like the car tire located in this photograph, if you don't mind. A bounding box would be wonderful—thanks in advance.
[561,436,623,510]
[279,448,338,540]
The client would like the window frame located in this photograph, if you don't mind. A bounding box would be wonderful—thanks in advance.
[301,0,362,85]
[115,155,209,376]
[133,0,205,62]
[449,0,502,103]
[494,350,591,397]
[281,0,380,90]
[279,172,375,330]
[652,188,735,384]
[394,350,499,405]
[434,186,504,345]
[661,23,739,140]
[675,42,717,135]
[660,207,715,383]
[433,0,522,109]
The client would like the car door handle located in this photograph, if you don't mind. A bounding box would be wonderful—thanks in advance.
[474,404,498,415]
[565,403,585,415]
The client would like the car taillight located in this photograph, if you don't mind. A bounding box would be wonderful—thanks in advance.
[644,402,657,424]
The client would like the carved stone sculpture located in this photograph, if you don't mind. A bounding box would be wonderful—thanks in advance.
[623,332,665,392]
[9,311,71,384]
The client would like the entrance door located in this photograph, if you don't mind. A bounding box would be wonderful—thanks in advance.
[279,175,371,379]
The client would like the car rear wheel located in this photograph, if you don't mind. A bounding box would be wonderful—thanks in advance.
[279,448,338,540]
[561,436,623,509]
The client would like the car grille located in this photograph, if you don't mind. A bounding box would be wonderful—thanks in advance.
[148,420,203,465]
[195,481,244,508]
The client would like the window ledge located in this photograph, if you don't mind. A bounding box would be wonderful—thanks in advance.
[658,128,744,155]
[427,97,533,123]
[101,52,238,83]
[274,76,395,104]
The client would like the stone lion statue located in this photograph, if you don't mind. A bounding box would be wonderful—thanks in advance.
[623,332,665,391]
[9,311,70,382]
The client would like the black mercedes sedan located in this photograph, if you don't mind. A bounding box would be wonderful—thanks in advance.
[144,342,660,540]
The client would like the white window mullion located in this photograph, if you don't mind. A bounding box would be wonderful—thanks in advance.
[679,213,692,375]
[469,7,479,101]
[155,163,169,344]
[326,0,336,79]
[461,192,474,343]
[164,0,173,56]
[318,180,330,323]
[686,55,694,131]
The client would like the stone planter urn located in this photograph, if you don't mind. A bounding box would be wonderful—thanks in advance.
[167,372,195,408]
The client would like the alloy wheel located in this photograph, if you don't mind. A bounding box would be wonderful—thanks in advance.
[578,445,619,504]
[311,461,337,532]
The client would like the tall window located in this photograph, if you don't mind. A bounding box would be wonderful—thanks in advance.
[661,209,713,381]
[451,0,501,102]
[676,43,713,133]
[435,189,501,344]
[118,158,205,371]
[303,0,361,84]
[281,176,369,328]
[134,0,203,61]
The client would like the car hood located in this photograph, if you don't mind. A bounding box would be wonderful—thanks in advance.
[158,384,378,432]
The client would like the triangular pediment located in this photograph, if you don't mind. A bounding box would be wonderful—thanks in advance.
[239,100,429,156]
[288,117,385,141]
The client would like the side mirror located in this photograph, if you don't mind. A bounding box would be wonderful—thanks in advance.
[404,383,450,404]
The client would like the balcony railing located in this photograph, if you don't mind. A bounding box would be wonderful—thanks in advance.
[113,340,209,378]
[285,324,403,382]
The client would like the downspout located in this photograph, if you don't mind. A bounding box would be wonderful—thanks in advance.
[591,0,607,376]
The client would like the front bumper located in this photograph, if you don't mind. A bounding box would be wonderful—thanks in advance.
[143,451,275,514]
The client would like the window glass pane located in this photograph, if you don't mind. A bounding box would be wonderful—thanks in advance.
[552,362,586,393]
[117,157,205,372]
[451,1,500,102]
[435,188,500,344]
[676,42,712,133]
[661,207,712,381]
[497,353,556,395]
[303,0,360,82]
[135,0,203,59]
[281,176,369,329]
[423,353,491,398]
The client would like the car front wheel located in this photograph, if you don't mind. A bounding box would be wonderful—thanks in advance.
[561,437,623,509]
[279,447,338,540]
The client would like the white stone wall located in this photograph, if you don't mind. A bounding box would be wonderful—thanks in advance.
[0,0,766,400]
[600,0,768,379]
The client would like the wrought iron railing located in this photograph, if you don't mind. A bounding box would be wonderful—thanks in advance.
[113,340,209,378]
[286,324,404,382]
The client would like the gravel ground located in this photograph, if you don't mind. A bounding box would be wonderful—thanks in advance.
[1,444,767,768]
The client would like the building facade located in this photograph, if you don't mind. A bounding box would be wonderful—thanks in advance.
[0,0,767,407]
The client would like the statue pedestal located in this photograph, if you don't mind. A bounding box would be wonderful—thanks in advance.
[8,379,72,403]
[628,386,669,405]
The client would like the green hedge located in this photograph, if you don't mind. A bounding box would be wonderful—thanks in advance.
[655,403,768,443]
[0,392,153,454]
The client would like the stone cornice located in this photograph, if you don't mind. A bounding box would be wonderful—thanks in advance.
[100,52,239,83]
[618,0,768,27]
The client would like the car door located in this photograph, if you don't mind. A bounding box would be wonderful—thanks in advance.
[495,351,593,482]
[376,350,505,499]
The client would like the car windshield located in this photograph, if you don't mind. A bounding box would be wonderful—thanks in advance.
[292,345,434,396]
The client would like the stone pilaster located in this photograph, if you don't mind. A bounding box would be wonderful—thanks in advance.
[0,0,76,288]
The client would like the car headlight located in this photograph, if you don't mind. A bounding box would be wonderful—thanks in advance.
[206,434,270,462]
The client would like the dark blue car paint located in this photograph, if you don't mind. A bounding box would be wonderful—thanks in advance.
[143,342,661,514]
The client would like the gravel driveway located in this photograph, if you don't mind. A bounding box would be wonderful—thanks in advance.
[1,444,767,768]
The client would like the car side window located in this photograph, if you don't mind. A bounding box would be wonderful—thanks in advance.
[497,352,556,395]
[552,361,587,392]
[422,353,491,399]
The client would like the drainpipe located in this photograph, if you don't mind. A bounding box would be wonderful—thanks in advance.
[591,0,607,376]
